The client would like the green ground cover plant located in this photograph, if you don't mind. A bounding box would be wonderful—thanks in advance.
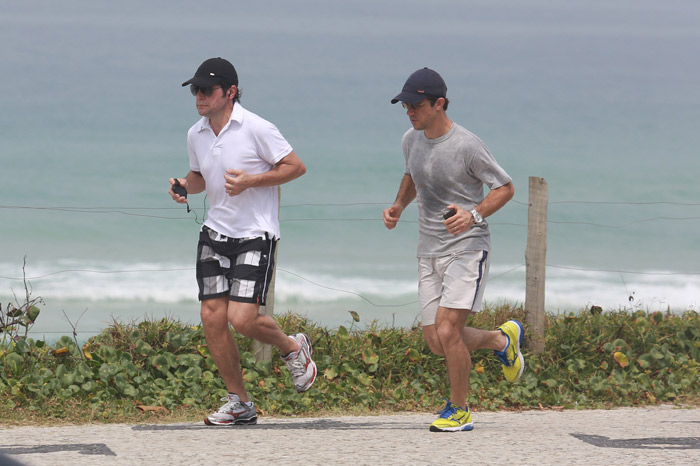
[1,299,699,425]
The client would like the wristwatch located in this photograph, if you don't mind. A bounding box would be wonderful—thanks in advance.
[470,208,483,225]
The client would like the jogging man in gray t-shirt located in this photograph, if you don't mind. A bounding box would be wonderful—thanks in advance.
[383,68,524,432]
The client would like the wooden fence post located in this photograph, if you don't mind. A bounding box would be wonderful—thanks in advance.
[525,176,547,354]
[252,187,280,362]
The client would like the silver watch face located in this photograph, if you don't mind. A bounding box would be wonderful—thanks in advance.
[471,209,483,224]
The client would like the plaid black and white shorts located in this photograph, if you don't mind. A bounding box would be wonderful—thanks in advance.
[196,225,277,304]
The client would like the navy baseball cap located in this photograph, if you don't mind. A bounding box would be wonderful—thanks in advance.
[391,67,447,104]
[182,57,238,87]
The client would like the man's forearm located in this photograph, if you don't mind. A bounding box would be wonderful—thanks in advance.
[475,182,514,218]
[394,174,416,210]
[245,151,306,188]
[185,171,206,194]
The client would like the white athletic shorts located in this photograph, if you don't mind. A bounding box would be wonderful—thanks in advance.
[418,250,490,326]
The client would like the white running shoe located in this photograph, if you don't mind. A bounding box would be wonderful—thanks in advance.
[282,333,317,392]
[204,395,257,426]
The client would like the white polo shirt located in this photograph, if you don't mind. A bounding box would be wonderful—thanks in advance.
[187,103,292,239]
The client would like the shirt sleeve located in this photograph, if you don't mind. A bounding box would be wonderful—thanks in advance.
[187,127,200,172]
[467,143,512,190]
[254,120,293,165]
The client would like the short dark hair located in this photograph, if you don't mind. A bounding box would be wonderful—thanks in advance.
[220,81,242,103]
[427,95,449,111]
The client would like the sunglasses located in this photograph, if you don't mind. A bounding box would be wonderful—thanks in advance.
[189,85,222,97]
[401,99,429,111]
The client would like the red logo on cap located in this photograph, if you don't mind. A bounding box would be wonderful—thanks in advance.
[417,89,425,93]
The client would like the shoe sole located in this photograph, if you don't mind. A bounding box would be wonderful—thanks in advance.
[204,416,258,426]
[499,320,525,382]
[295,361,317,392]
[294,334,317,393]
[511,352,524,382]
[429,423,474,432]
[300,333,313,357]
[512,320,524,349]
[510,320,525,381]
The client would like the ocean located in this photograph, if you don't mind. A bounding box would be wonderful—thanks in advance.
[1,0,699,341]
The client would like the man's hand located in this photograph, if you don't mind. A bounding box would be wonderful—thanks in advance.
[224,169,252,196]
[169,178,188,204]
[443,204,474,235]
[383,205,403,230]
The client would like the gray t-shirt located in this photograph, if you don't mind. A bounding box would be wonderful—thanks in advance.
[403,123,512,257]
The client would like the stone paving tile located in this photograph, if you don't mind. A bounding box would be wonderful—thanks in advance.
[1,406,699,466]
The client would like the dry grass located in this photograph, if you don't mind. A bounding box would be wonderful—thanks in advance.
[2,398,697,428]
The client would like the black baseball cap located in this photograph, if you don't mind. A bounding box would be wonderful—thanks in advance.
[391,67,447,104]
[181,57,238,88]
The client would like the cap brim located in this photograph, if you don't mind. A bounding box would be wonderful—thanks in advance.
[181,76,220,87]
[390,91,428,105]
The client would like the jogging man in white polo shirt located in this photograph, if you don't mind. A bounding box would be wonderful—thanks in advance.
[383,67,524,432]
[169,57,316,426]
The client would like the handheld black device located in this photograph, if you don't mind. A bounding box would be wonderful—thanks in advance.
[172,179,187,198]
[442,207,456,220]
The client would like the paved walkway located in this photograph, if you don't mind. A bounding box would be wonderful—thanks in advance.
[1,405,699,465]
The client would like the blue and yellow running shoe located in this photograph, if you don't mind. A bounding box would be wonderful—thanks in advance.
[429,400,474,432]
[494,320,525,383]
